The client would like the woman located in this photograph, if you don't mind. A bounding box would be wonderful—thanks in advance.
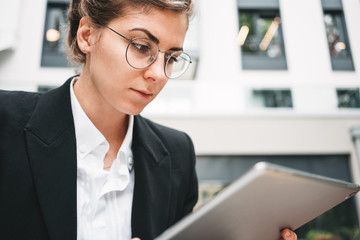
[0,0,297,239]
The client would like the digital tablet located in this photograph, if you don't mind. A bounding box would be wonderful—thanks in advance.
[155,162,360,240]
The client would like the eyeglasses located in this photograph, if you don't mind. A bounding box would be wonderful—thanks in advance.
[102,25,192,79]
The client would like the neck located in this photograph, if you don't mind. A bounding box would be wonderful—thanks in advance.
[73,72,128,146]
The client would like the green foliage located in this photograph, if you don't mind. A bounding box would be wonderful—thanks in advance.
[303,227,360,240]
[305,230,341,240]
[296,198,359,240]
[339,227,360,240]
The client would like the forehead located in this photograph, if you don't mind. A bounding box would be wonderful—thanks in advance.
[108,8,188,47]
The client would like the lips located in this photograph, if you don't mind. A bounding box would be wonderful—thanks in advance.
[131,88,153,99]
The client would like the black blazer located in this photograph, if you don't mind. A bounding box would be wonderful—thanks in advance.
[0,79,198,240]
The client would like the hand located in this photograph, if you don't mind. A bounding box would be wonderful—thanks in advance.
[132,238,141,240]
[280,228,297,240]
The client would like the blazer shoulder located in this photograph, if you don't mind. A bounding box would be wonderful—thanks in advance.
[135,115,196,172]
[0,90,41,128]
[138,115,193,145]
[0,89,41,108]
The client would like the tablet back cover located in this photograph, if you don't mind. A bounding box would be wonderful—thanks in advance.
[155,162,360,240]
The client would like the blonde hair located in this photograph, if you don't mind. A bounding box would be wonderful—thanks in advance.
[66,0,194,65]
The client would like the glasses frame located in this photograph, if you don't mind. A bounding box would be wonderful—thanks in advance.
[101,24,192,79]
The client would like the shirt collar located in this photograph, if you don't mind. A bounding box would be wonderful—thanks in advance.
[119,113,134,157]
[70,77,134,159]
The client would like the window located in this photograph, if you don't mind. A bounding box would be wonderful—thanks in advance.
[251,89,293,108]
[237,0,287,70]
[337,88,360,108]
[196,155,359,239]
[322,0,354,71]
[41,0,70,67]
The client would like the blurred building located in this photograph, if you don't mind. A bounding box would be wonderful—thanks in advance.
[1,0,360,238]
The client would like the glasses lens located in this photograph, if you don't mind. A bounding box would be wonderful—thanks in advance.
[126,37,158,69]
[165,52,191,79]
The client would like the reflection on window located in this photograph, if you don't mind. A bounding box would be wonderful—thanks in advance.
[239,12,282,57]
[41,2,69,67]
[337,89,360,109]
[324,13,348,57]
[238,10,287,70]
[251,89,293,108]
[322,0,354,71]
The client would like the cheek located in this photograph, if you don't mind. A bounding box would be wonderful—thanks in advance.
[91,35,129,72]
[153,78,169,98]
[159,79,169,91]
[89,48,138,91]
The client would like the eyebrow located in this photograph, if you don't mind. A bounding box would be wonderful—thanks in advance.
[129,28,184,52]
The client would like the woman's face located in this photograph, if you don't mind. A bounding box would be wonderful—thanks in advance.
[85,8,188,115]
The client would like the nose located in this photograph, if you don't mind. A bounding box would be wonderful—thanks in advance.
[143,52,168,82]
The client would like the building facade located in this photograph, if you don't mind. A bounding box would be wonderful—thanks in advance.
[1,0,360,238]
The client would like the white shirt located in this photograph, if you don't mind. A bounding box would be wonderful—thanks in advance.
[70,78,135,240]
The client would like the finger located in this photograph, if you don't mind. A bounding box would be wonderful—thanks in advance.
[280,228,297,240]
[132,238,141,240]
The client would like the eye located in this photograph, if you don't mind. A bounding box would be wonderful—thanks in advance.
[167,53,180,64]
[131,42,151,54]
[167,56,178,64]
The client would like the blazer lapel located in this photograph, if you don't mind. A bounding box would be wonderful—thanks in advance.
[24,79,77,240]
[131,116,172,240]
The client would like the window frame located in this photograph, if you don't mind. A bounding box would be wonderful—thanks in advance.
[237,0,287,70]
[250,89,293,108]
[322,0,355,71]
[336,88,360,109]
[41,0,70,68]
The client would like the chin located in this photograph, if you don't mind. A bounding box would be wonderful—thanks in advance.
[123,105,147,116]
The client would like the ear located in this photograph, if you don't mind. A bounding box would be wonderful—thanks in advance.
[76,16,93,53]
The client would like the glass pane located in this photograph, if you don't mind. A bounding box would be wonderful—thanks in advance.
[238,10,285,58]
[337,89,360,108]
[41,3,69,67]
[324,11,351,58]
[252,89,293,108]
